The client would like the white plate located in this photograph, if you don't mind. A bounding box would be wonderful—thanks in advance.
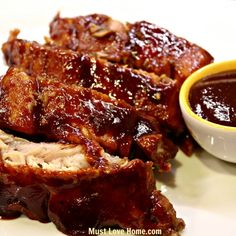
[0,0,236,235]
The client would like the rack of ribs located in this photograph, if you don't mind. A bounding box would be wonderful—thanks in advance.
[0,129,185,236]
[0,12,215,236]
[49,13,214,85]
[0,67,178,171]
[2,32,185,137]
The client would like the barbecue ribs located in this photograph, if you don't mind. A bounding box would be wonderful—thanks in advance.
[0,129,185,236]
[2,32,185,136]
[49,13,214,85]
[0,12,215,236]
[0,67,178,171]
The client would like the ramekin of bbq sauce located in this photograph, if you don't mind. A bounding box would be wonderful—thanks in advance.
[179,60,236,163]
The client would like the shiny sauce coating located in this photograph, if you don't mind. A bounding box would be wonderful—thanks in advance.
[189,70,236,127]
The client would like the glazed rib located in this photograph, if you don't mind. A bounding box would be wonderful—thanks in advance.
[49,13,214,84]
[0,67,177,171]
[2,32,184,135]
[0,129,185,235]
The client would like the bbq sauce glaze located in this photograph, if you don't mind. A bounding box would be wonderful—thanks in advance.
[189,70,236,127]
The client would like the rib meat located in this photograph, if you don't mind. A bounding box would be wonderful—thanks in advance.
[2,32,184,135]
[0,129,185,235]
[49,13,214,84]
[49,13,130,62]
[0,67,177,171]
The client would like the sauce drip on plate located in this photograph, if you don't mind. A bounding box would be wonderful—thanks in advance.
[189,70,236,127]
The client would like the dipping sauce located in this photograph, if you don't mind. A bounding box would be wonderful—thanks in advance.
[189,70,236,127]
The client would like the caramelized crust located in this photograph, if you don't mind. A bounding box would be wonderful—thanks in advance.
[0,68,37,135]
[49,14,214,84]
[126,21,214,84]
[0,67,177,170]
[49,13,129,62]
[2,34,184,135]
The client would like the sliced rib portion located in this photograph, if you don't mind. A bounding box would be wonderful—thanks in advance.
[2,32,184,135]
[49,13,130,62]
[0,67,177,171]
[0,129,185,235]
[49,13,214,84]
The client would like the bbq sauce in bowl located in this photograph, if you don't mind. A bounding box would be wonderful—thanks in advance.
[189,70,236,127]
[179,60,236,163]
